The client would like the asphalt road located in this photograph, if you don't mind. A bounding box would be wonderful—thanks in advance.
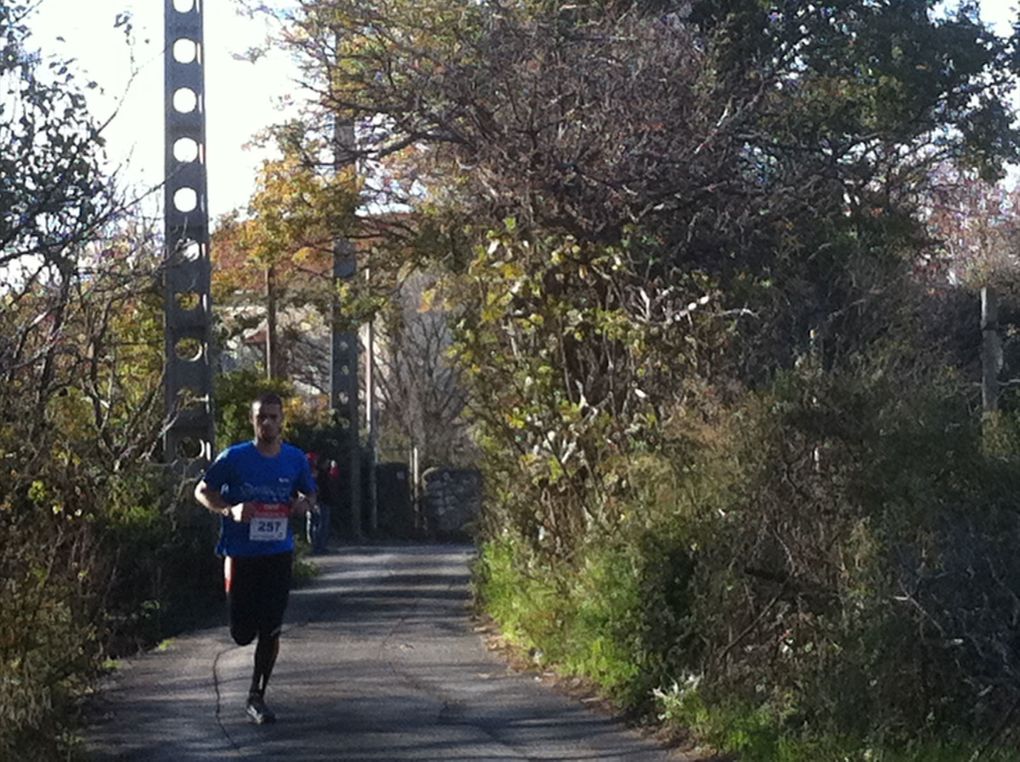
[86,544,689,761]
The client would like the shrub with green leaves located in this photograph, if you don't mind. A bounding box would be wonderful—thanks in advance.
[0,514,100,759]
[477,361,1020,757]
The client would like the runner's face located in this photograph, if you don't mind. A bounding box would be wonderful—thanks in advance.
[252,402,283,444]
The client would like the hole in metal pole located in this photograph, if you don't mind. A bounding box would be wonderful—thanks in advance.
[174,187,198,212]
[175,337,203,362]
[173,137,200,163]
[175,436,205,460]
[175,387,206,410]
[169,239,202,263]
[176,291,201,311]
[172,239,202,262]
[173,0,196,12]
[173,38,198,64]
[173,88,198,113]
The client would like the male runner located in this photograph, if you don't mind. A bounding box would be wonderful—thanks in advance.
[193,392,317,724]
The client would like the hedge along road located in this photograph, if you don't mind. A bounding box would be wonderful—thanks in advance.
[86,544,696,761]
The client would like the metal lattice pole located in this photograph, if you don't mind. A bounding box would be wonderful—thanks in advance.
[164,0,214,474]
[332,113,361,537]
[331,226,361,537]
[982,286,1002,415]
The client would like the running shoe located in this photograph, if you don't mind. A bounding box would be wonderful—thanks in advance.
[246,693,276,724]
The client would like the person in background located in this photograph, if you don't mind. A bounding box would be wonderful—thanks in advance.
[193,392,317,724]
[304,451,334,553]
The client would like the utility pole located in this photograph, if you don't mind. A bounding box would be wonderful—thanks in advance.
[163,0,214,475]
[265,264,279,379]
[332,114,361,538]
[982,286,1002,415]
[365,286,378,534]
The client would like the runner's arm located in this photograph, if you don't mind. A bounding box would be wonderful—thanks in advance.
[289,491,318,517]
[194,480,252,522]
[290,450,319,516]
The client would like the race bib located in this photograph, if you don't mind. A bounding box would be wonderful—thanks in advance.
[248,502,290,542]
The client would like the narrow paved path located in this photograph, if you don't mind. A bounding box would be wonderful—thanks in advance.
[86,544,687,761]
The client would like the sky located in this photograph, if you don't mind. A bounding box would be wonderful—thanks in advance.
[22,0,1020,222]
[28,0,297,220]
[988,1,1019,33]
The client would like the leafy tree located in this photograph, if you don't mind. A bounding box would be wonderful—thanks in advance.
[211,137,358,384]
[0,5,111,272]
[244,0,1020,398]
[242,0,1020,488]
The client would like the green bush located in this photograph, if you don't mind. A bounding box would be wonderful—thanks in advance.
[0,461,221,759]
[474,537,566,655]
[477,535,681,705]
[98,470,222,654]
[0,515,101,760]
[476,360,1020,759]
[561,546,643,695]
[672,368,1020,753]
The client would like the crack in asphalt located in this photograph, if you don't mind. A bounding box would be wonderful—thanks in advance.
[211,606,315,756]
[211,647,242,755]
[374,550,535,761]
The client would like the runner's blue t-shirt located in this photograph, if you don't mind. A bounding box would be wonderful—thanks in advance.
[202,441,316,558]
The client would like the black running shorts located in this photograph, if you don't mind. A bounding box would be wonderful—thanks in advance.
[225,551,293,646]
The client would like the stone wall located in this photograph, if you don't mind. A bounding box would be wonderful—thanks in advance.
[421,467,482,539]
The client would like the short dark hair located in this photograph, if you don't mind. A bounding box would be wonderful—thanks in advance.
[253,392,284,409]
